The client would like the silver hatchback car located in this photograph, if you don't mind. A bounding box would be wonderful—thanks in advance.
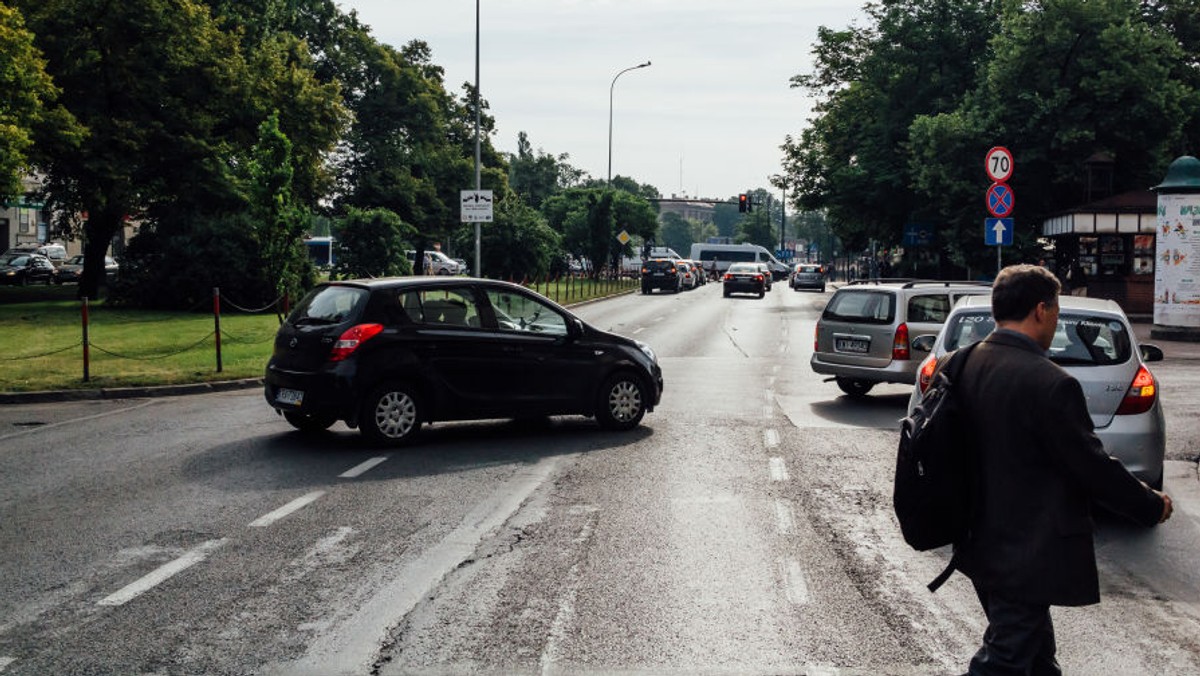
[907,295,1166,488]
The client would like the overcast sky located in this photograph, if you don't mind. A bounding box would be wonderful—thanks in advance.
[341,0,867,202]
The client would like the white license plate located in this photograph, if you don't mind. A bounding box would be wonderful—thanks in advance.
[835,338,869,353]
[276,388,304,406]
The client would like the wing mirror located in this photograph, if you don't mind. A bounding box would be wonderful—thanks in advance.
[911,334,937,353]
[1140,344,1164,363]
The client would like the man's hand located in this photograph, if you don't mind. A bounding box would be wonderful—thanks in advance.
[1155,490,1173,523]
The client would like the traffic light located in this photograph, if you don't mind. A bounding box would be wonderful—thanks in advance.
[738,193,748,213]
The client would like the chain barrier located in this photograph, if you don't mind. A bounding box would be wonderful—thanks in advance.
[88,332,218,361]
[1,341,84,361]
[219,293,284,314]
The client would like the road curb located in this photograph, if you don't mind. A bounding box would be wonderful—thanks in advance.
[0,378,264,405]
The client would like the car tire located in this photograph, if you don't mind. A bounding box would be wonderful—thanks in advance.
[758,289,765,298]
[723,289,730,298]
[596,371,647,430]
[820,285,826,293]
[836,377,875,398]
[283,411,338,433]
[360,382,423,445]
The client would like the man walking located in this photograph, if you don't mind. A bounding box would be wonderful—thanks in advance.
[955,264,1172,674]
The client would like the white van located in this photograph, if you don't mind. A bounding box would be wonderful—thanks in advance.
[689,242,789,280]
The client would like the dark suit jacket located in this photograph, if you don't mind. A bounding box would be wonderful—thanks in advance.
[954,329,1164,606]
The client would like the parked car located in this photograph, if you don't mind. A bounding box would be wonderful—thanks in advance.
[264,277,664,445]
[54,254,119,284]
[906,294,1165,489]
[790,263,826,292]
[722,262,766,298]
[641,258,684,294]
[6,242,67,266]
[677,261,698,290]
[0,252,57,285]
[810,280,992,396]
[406,250,462,275]
[681,259,706,286]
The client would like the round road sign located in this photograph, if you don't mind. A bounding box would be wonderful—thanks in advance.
[985,146,1014,183]
[986,182,1015,218]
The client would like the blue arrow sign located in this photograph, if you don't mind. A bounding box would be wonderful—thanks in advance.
[985,218,1013,246]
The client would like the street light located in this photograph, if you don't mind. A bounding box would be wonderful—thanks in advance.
[608,60,651,185]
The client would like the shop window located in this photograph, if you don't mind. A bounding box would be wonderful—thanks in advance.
[1098,235,1127,276]
[1132,235,1155,275]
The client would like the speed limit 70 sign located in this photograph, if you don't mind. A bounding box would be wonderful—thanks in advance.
[985,146,1014,183]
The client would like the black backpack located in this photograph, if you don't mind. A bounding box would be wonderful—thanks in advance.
[893,341,980,591]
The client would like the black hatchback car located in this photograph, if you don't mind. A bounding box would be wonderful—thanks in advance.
[264,278,664,445]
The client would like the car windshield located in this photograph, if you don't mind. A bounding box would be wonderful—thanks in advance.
[943,310,1132,365]
[822,290,896,324]
[289,285,369,325]
[2,254,30,266]
[727,263,758,273]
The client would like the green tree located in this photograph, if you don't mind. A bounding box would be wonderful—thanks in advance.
[333,207,414,279]
[737,208,777,250]
[452,193,561,280]
[659,212,693,257]
[782,0,995,254]
[508,131,587,210]
[0,4,77,199]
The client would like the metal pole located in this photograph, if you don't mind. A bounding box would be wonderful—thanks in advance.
[997,245,1002,276]
[779,186,786,255]
[81,296,90,382]
[473,0,482,278]
[608,61,651,185]
[213,287,223,373]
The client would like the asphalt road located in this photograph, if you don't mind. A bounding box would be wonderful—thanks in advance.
[1,282,1198,675]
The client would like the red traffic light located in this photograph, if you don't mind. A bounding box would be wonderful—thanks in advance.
[738,194,748,212]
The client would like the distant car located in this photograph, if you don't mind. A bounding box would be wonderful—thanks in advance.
[791,263,825,292]
[54,254,119,284]
[677,261,698,290]
[723,262,766,298]
[0,252,57,285]
[907,294,1165,489]
[755,263,774,290]
[406,250,462,275]
[810,279,993,396]
[641,258,684,294]
[681,259,706,286]
[264,277,663,445]
[7,242,67,266]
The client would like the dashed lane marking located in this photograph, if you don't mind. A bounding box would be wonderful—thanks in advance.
[248,491,326,528]
[764,429,780,449]
[633,327,645,334]
[97,539,226,607]
[784,558,810,605]
[773,499,794,535]
[769,457,789,482]
[0,657,15,672]
[339,457,389,479]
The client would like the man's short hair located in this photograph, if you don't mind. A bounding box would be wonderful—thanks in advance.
[992,264,1061,322]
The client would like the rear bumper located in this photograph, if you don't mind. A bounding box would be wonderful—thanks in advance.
[1096,404,1166,486]
[263,362,358,420]
[724,281,763,294]
[810,353,918,385]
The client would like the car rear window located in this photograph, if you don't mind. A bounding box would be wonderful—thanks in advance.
[644,260,676,272]
[289,285,369,326]
[943,311,1131,365]
[727,263,759,273]
[822,290,896,324]
[796,265,820,273]
[907,294,951,323]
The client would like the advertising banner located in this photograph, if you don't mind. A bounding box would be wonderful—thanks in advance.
[1155,194,1200,327]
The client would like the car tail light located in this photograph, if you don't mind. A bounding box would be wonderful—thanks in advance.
[892,323,910,360]
[755,274,763,282]
[1115,365,1157,415]
[917,357,938,394]
[328,323,384,362]
[724,273,733,281]
[641,267,649,274]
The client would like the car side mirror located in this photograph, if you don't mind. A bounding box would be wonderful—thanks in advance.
[567,318,584,342]
[1140,344,1164,363]
[911,334,937,353]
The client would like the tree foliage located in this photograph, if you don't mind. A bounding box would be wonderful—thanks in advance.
[452,194,561,280]
[333,207,414,279]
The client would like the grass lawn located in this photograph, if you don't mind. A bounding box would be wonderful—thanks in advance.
[0,276,637,393]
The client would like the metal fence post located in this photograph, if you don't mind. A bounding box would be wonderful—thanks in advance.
[81,296,90,382]
[213,287,223,373]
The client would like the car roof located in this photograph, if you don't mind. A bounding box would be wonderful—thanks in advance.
[953,293,1126,316]
[321,276,525,292]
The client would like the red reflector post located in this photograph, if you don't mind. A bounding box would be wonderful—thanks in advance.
[329,323,384,362]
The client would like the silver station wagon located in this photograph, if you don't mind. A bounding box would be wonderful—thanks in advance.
[907,295,1166,489]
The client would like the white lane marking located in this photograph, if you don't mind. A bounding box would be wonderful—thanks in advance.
[339,457,389,479]
[769,457,789,482]
[653,316,665,322]
[249,491,326,528]
[633,327,645,334]
[764,429,780,449]
[784,558,810,605]
[0,400,157,442]
[97,539,226,607]
[762,405,774,419]
[274,456,564,675]
[0,657,15,672]
[773,499,794,535]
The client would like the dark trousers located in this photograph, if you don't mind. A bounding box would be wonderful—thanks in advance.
[968,583,1062,675]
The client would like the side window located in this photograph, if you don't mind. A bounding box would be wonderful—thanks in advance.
[485,289,568,336]
[397,288,481,328]
[907,294,950,323]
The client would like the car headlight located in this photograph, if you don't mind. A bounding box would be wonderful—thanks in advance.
[635,340,657,364]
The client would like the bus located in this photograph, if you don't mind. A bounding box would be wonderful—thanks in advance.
[304,236,334,268]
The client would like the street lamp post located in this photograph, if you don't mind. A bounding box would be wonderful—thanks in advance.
[608,61,651,185]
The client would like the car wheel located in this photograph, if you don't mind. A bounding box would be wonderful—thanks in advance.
[641,286,650,295]
[360,382,422,445]
[596,372,647,430]
[820,285,826,293]
[758,289,765,298]
[283,411,338,433]
[836,377,875,398]
[723,289,730,298]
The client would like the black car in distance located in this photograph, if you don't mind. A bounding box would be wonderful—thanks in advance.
[722,262,766,298]
[264,278,664,445]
